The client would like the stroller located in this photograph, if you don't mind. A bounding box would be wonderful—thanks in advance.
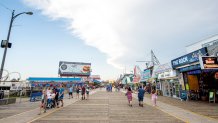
[47,98,55,109]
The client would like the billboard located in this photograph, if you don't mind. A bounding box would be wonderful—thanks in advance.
[199,56,218,69]
[59,61,91,76]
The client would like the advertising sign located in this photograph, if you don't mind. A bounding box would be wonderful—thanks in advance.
[141,69,151,81]
[154,63,172,74]
[90,75,101,80]
[171,47,207,69]
[59,61,91,76]
[199,56,218,69]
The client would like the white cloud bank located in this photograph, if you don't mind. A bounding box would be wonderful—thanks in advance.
[23,0,218,71]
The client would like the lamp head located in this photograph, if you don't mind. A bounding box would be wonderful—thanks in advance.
[25,12,33,15]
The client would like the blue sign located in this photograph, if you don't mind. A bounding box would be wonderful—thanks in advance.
[141,69,151,81]
[179,64,201,72]
[171,47,207,69]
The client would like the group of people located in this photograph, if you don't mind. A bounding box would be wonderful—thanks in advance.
[126,86,157,107]
[75,85,90,100]
[39,84,91,115]
[39,84,65,115]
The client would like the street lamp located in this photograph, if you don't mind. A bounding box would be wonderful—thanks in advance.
[0,10,33,80]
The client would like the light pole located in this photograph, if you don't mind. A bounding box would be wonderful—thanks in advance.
[0,10,33,80]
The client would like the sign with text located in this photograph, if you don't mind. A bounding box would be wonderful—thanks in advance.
[140,69,151,81]
[171,47,207,69]
[199,56,218,69]
[59,61,91,76]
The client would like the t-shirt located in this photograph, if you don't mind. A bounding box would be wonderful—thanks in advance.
[69,87,73,92]
[86,87,90,92]
[138,88,145,97]
[51,93,56,99]
[82,87,86,92]
[59,88,65,97]
[47,90,51,98]
[47,93,53,99]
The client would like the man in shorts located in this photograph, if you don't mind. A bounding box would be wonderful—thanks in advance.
[68,86,73,99]
[138,86,145,107]
[58,84,65,107]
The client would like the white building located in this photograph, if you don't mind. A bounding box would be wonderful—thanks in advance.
[186,34,218,56]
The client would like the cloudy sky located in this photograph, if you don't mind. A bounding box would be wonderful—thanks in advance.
[0,0,218,80]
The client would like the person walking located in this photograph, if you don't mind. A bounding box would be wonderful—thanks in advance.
[76,86,80,99]
[38,89,47,115]
[81,85,86,100]
[68,86,73,99]
[58,84,65,107]
[151,90,157,106]
[138,86,145,107]
[53,86,59,108]
[126,87,133,107]
[86,86,90,100]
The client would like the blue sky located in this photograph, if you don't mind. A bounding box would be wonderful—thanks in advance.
[0,0,120,80]
[1,0,218,80]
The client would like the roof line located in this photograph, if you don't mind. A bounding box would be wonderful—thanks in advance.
[186,34,218,47]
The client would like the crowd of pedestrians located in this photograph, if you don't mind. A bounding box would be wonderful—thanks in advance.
[38,84,90,115]
[125,85,158,107]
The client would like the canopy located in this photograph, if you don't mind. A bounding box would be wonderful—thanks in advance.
[27,77,82,82]
[92,79,101,83]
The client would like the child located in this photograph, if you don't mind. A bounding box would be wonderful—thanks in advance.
[151,90,157,106]
[38,89,47,115]
[126,87,133,107]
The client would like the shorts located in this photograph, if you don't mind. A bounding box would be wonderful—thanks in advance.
[138,97,144,101]
[59,96,63,101]
[86,91,89,95]
[76,90,79,94]
[81,92,85,95]
[69,92,72,95]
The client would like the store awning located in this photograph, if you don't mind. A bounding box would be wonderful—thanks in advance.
[27,77,82,82]
[92,79,101,83]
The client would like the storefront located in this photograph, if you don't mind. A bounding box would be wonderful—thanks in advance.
[171,47,218,102]
[154,63,180,98]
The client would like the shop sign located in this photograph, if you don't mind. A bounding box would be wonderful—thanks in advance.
[187,70,201,75]
[209,91,215,103]
[199,56,218,69]
[171,47,207,69]
[158,70,177,79]
[179,64,201,72]
[154,63,172,74]
[141,69,151,81]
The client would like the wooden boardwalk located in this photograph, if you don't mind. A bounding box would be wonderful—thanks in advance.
[32,91,183,123]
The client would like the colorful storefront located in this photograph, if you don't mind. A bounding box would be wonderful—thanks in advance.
[171,47,218,102]
[153,63,180,98]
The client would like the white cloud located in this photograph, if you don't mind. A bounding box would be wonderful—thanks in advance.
[23,0,218,72]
